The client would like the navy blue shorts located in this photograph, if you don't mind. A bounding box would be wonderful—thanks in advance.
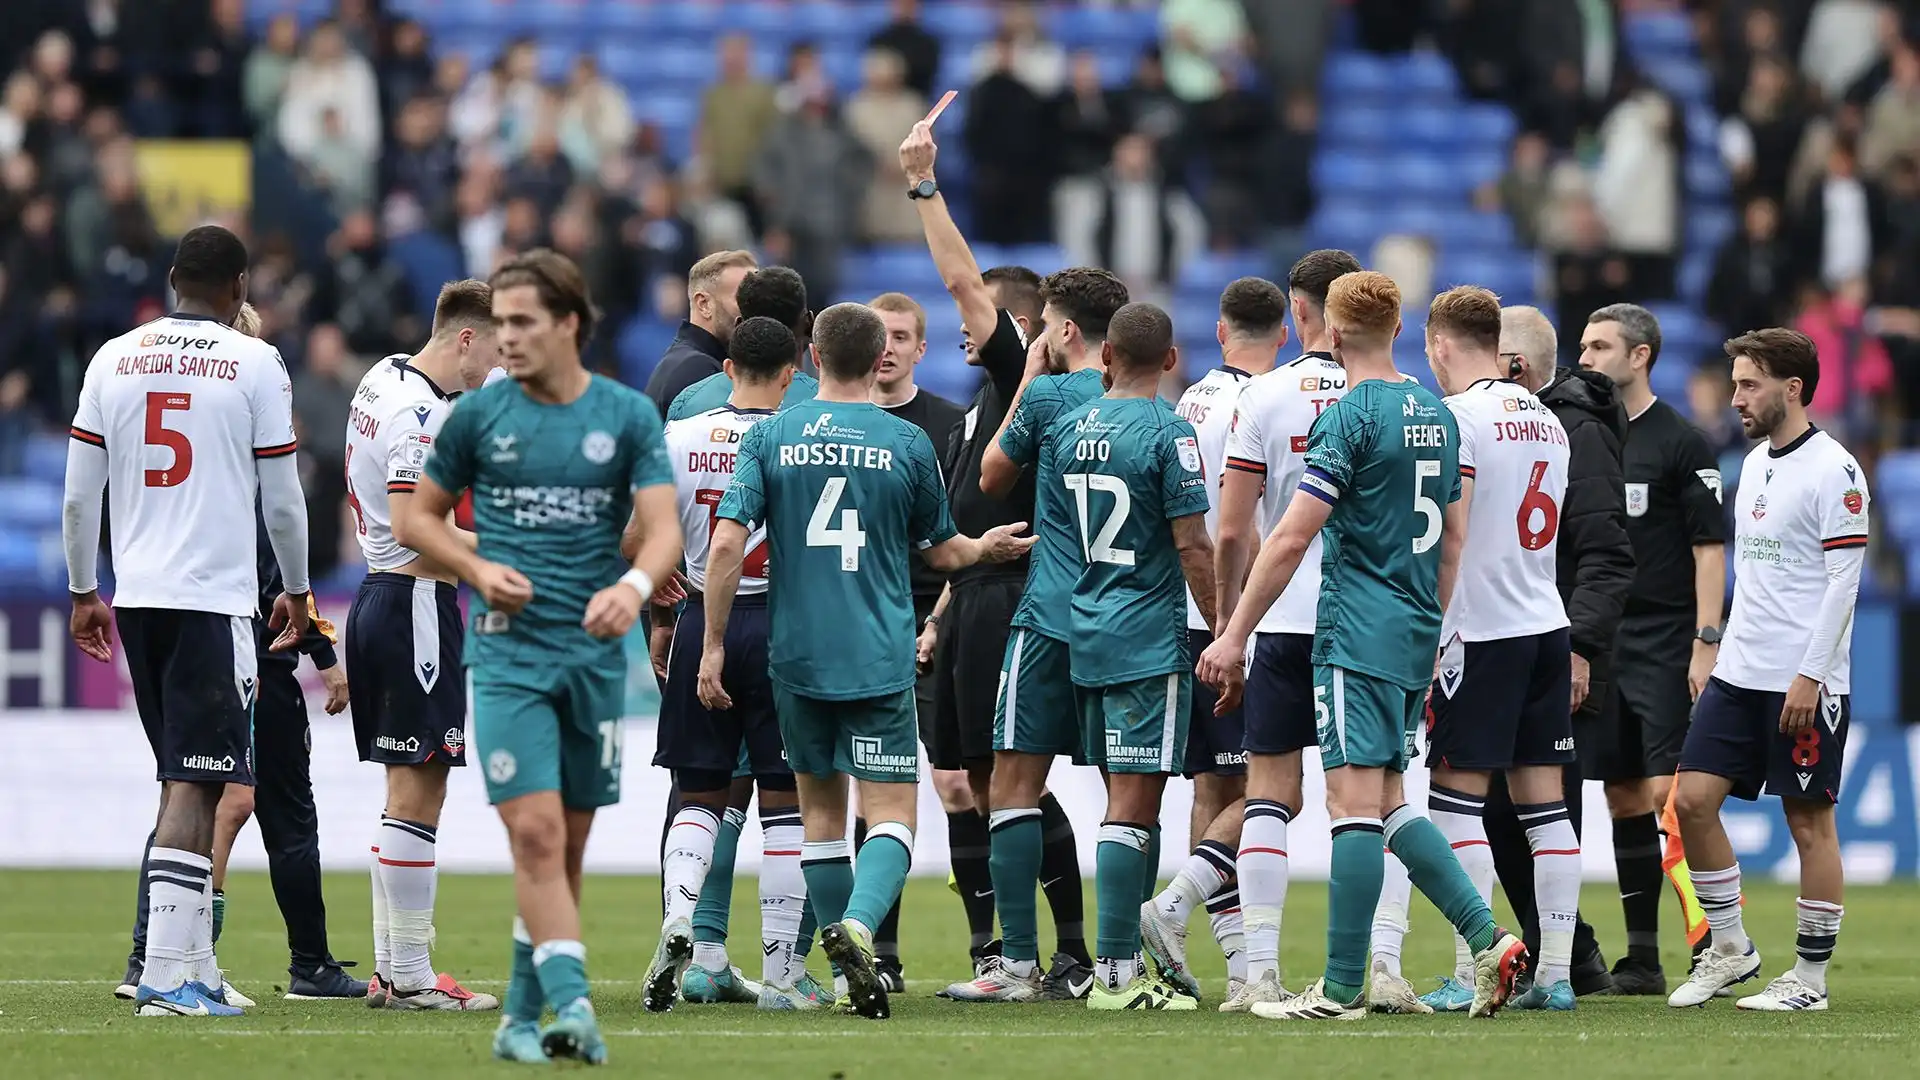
[653,593,789,789]
[1242,631,1317,756]
[345,573,467,766]
[1184,628,1246,776]
[119,608,259,785]
[1428,627,1573,771]
[1680,677,1849,803]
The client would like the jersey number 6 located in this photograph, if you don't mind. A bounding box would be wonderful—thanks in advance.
[1517,460,1560,551]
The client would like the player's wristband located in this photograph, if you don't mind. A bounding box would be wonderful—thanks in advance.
[619,569,655,605]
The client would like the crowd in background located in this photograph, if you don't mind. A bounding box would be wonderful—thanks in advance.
[0,0,1916,582]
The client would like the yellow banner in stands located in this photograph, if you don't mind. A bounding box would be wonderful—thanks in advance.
[133,140,252,238]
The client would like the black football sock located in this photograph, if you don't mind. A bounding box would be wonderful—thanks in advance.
[948,810,997,952]
[1038,793,1090,966]
[1614,812,1664,965]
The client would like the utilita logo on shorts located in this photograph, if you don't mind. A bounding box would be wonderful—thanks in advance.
[850,736,916,775]
[376,735,421,754]
[182,754,236,772]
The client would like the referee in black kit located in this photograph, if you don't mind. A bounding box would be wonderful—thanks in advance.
[1576,303,1729,996]
[901,116,1091,987]
[118,304,366,1003]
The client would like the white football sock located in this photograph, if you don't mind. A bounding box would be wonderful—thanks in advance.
[1156,840,1235,923]
[187,876,219,988]
[144,848,212,993]
[1206,883,1247,983]
[379,817,440,992]
[663,804,721,925]
[759,806,806,985]
[370,831,391,981]
[1238,799,1292,982]
[1430,786,1492,982]
[1792,897,1843,993]
[1519,801,1581,987]
[1691,863,1749,954]
[1371,842,1414,978]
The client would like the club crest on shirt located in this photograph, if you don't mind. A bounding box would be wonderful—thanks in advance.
[581,430,616,464]
[1175,435,1201,474]
[1751,494,1767,520]
[1843,488,1864,515]
[1625,482,1649,518]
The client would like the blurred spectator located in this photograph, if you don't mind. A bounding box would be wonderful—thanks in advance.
[182,0,248,138]
[970,1,1065,98]
[1709,3,1787,118]
[777,42,832,116]
[25,28,74,92]
[244,233,316,352]
[70,0,137,106]
[1056,52,1124,181]
[1191,61,1271,247]
[450,38,544,161]
[1792,135,1886,289]
[0,267,42,472]
[39,81,93,191]
[1860,39,1920,179]
[503,111,576,218]
[1707,196,1794,337]
[4,191,76,312]
[846,49,928,244]
[1800,0,1886,102]
[312,209,417,358]
[1686,362,1748,461]
[333,0,381,59]
[1718,54,1812,205]
[378,19,437,127]
[1794,277,1893,429]
[1549,192,1633,360]
[755,85,868,303]
[278,21,381,196]
[869,0,942,102]
[1373,233,1438,312]
[303,106,379,214]
[1841,5,1915,108]
[244,14,301,135]
[1479,130,1554,248]
[558,55,635,179]
[0,71,41,159]
[1591,81,1679,298]
[382,95,459,236]
[455,164,504,277]
[966,33,1057,246]
[627,174,701,296]
[293,322,358,582]
[1087,133,1200,304]
[1120,47,1186,150]
[499,194,548,261]
[700,34,780,234]
[1262,89,1318,236]
[1159,0,1250,104]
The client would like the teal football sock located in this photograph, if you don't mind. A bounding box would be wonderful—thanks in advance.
[1386,805,1497,953]
[692,807,746,946]
[988,808,1045,963]
[506,918,542,1023]
[532,939,591,1014]
[845,823,913,932]
[1096,822,1152,960]
[1324,819,1385,1001]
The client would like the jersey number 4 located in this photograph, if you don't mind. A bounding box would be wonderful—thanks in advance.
[696,489,769,577]
[143,392,193,487]
[808,476,867,571]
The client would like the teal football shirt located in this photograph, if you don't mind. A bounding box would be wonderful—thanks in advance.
[998,367,1105,640]
[1050,395,1211,688]
[667,369,819,422]
[424,375,676,670]
[1298,378,1461,690]
[716,400,956,700]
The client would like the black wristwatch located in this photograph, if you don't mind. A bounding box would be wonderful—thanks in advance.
[1695,626,1722,645]
[907,177,939,200]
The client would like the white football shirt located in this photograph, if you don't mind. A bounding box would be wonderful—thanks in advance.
[1442,379,1572,643]
[344,355,458,572]
[665,405,775,594]
[1717,428,1869,694]
[68,313,297,616]
[1174,365,1253,629]
[1219,354,1348,634]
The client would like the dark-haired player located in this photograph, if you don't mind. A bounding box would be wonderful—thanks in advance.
[65,224,313,1017]
[696,302,1034,1020]
[403,249,684,1064]
[344,279,500,1012]
[667,266,820,421]
[1668,329,1863,1013]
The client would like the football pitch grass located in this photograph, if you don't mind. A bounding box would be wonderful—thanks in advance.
[3,871,1915,1078]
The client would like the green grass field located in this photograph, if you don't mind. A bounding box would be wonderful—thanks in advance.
[2,871,1913,1078]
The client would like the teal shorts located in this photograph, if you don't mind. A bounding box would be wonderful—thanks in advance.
[1315,664,1423,772]
[774,684,920,782]
[471,665,628,809]
[1076,672,1191,775]
[992,628,1080,758]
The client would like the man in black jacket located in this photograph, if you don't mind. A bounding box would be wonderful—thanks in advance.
[1477,305,1637,998]
[642,249,757,416]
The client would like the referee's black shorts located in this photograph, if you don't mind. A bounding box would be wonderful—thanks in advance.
[1582,612,1694,782]
[925,576,1023,771]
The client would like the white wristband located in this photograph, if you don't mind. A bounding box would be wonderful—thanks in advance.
[619,568,655,605]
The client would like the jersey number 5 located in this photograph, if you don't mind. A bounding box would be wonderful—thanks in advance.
[697,489,769,577]
[143,392,193,487]
[1064,473,1135,566]
[1412,459,1442,554]
[808,476,867,571]
[1517,460,1560,550]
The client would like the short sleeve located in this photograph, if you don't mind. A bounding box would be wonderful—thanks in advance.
[1818,454,1870,553]
[385,400,449,495]
[1300,399,1364,504]
[69,352,107,448]
[666,378,703,423]
[423,395,478,494]
[250,347,299,460]
[1222,392,1267,475]
[1159,418,1212,520]
[1450,398,1477,479]
[715,420,768,528]
[998,376,1056,467]
[627,394,676,491]
[909,427,959,549]
[1445,410,1464,504]
[1673,423,1728,545]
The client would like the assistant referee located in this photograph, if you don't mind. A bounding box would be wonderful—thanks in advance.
[1576,303,1729,996]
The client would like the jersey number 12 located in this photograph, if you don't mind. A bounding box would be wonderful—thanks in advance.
[808,476,867,571]
[1064,473,1135,566]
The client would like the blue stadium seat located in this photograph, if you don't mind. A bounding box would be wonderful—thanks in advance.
[918,360,981,404]
[1456,104,1518,149]
[1430,209,1517,252]
[1393,106,1456,149]
[976,244,1068,275]
[1177,251,1271,293]
[1677,251,1716,303]
[1643,59,1712,102]
[1686,154,1731,196]
[1436,253,1538,303]
[1321,53,1397,100]
[921,3,999,41]
[1685,204,1738,255]
[1624,12,1697,57]
[21,433,67,484]
[0,479,62,530]
[1047,5,1160,51]
[388,232,466,321]
[654,4,729,37]
[1316,104,1396,148]
[1399,52,1459,98]
[0,529,41,581]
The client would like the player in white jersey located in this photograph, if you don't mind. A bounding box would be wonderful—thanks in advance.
[1404,287,1579,1012]
[1175,251,1360,1013]
[338,281,501,1012]
[647,316,823,1013]
[1668,329,1864,1013]
[62,226,312,1018]
[1137,277,1288,1002]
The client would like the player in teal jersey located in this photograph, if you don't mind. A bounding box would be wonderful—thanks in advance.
[935,267,1127,1003]
[1044,303,1218,1011]
[666,267,821,421]
[697,303,1034,1020]
[404,250,684,1064]
[1197,270,1526,1021]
